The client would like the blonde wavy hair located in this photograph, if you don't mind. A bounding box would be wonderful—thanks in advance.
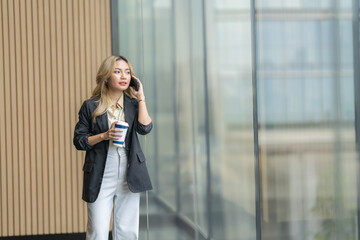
[92,55,135,122]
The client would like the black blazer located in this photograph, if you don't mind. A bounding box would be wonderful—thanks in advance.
[73,95,153,203]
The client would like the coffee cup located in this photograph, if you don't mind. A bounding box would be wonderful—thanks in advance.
[113,121,129,147]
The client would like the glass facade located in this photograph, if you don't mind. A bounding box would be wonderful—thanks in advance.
[111,0,360,239]
[257,1,358,240]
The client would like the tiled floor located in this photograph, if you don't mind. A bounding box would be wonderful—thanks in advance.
[138,194,195,240]
[138,192,257,240]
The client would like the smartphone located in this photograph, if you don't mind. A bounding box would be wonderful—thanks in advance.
[130,77,139,91]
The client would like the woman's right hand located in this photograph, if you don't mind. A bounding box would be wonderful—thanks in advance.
[102,121,123,140]
[88,121,123,146]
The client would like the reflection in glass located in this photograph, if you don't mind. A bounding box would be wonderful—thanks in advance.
[257,2,358,239]
[111,0,359,239]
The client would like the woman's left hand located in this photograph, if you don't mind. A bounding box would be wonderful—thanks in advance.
[129,75,145,100]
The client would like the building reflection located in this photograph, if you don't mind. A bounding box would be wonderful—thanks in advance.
[111,0,359,239]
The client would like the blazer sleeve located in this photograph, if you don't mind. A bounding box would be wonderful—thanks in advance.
[134,100,153,135]
[136,121,153,135]
[73,101,94,151]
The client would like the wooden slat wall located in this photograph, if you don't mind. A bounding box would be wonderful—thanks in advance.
[0,0,112,236]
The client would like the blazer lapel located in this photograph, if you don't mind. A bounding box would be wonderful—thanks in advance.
[96,112,108,133]
[124,95,135,148]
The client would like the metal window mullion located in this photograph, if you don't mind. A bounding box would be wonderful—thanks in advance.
[170,0,181,214]
[201,0,213,239]
[352,0,360,239]
[150,0,160,198]
[188,0,200,239]
[110,0,120,55]
[250,0,262,240]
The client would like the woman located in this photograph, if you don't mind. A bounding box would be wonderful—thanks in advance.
[73,55,153,240]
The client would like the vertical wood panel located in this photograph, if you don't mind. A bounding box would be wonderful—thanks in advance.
[55,0,63,233]
[3,0,13,235]
[105,0,111,57]
[26,0,37,233]
[61,0,72,232]
[38,0,49,233]
[79,0,86,103]
[71,0,80,231]
[78,0,87,229]
[32,0,44,234]
[84,0,91,98]
[8,0,19,234]
[8,0,16,234]
[100,0,106,58]
[95,0,101,71]
[14,0,25,233]
[19,0,31,234]
[60,0,68,232]
[89,0,94,95]
[0,0,112,236]
[13,0,23,234]
[0,0,6,236]
[0,0,3,235]
[67,0,75,233]
[48,0,57,234]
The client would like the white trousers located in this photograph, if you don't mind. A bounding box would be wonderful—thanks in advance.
[86,147,140,240]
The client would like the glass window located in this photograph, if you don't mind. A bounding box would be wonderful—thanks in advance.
[257,1,358,239]
[111,0,359,239]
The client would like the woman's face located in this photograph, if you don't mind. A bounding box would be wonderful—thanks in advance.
[107,59,131,92]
